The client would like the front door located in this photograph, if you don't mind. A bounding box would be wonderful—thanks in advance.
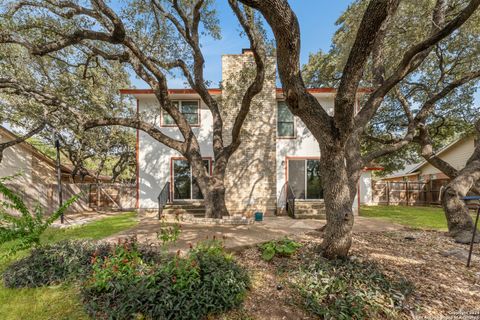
[173,159,211,200]
[287,159,324,200]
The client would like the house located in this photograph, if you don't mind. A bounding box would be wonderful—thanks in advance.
[127,50,377,218]
[382,135,475,183]
[375,135,476,205]
[0,126,109,212]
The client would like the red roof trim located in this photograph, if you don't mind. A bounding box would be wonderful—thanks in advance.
[119,87,374,95]
[119,88,222,95]
[363,167,384,171]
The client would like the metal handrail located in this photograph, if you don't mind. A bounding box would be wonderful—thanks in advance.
[286,183,296,218]
[157,182,171,219]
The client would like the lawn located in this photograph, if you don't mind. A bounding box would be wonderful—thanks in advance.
[360,205,449,230]
[0,212,138,320]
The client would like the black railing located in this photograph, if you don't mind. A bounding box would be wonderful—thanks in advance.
[286,183,296,218]
[157,182,171,219]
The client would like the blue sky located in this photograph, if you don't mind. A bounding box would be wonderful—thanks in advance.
[127,0,478,104]
[129,0,353,88]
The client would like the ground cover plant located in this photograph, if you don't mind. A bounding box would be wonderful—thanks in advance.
[292,256,414,320]
[259,237,302,261]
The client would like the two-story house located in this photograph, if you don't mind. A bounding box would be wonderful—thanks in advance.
[124,50,376,218]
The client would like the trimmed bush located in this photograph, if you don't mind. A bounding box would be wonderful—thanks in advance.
[292,257,413,320]
[82,240,250,320]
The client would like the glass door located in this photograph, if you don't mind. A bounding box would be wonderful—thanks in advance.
[173,159,210,200]
[288,160,306,199]
[287,159,323,200]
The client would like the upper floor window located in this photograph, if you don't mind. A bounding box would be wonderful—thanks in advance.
[162,100,200,126]
[277,101,295,138]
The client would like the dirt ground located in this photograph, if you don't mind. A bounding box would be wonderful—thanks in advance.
[217,229,480,320]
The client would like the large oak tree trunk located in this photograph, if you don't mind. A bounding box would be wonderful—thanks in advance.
[441,159,480,244]
[320,150,356,259]
[204,183,228,219]
[191,158,230,219]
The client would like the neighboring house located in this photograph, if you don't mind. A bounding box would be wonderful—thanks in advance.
[382,135,476,183]
[127,50,377,217]
[0,126,109,212]
[375,135,476,205]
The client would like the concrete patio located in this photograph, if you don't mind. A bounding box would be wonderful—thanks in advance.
[105,214,405,252]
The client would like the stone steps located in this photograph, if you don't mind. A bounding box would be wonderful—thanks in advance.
[293,200,326,219]
[162,202,206,217]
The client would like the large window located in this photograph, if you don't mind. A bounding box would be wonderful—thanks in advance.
[277,101,295,137]
[162,100,200,126]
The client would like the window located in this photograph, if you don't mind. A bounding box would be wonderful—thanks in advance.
[277,101,295,137]
[162,100,200,126]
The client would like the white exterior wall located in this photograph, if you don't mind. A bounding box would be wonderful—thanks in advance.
[137,92,373,214]
[137,95,214,208]
[275,95,334,202]
[359,171,373,205]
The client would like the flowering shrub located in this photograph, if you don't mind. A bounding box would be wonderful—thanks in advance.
[82,239,250,320]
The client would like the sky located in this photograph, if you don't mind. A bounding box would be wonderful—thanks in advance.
[128,0,354,89]
[125,0,478,104]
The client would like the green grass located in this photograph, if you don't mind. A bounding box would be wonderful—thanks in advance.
[360,205,449,230]
[0,212,138,320]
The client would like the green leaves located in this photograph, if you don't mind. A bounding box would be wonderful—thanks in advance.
[292,257,414,320]
[0,178,77,254]
[82,239,250,320]
[259,237,302,261]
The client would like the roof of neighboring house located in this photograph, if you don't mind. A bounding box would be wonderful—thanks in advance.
[0,125,71,174]
[119,87,373,96]
[382,134,473,179]
[0,126,111,182]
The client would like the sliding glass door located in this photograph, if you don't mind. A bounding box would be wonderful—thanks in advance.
[288,159,324,200]
[173,159,210,200]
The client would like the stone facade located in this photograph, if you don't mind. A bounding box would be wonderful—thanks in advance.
[220,53,277,216]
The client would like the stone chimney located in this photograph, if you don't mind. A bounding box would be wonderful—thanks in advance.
[220,50,277,216]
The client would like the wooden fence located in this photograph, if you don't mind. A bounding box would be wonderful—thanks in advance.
[2,182,136,213]
[372,179,449,205]
[88,184,136,210]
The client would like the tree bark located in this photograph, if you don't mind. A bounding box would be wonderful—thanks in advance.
[320,147,356,259]
[418,125,480,243]
[442,161,480,243]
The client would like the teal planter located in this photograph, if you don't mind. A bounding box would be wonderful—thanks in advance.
[254,211,263,222]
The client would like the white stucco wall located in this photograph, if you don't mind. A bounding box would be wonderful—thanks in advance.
[137,94,214,208]
[275,95,334,203]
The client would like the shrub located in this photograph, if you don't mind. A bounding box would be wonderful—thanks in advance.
[259,237,302,261]
[82,240,250,320]
[2,240,111,288]
[292,257,414,320]
[3,238,159,288]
